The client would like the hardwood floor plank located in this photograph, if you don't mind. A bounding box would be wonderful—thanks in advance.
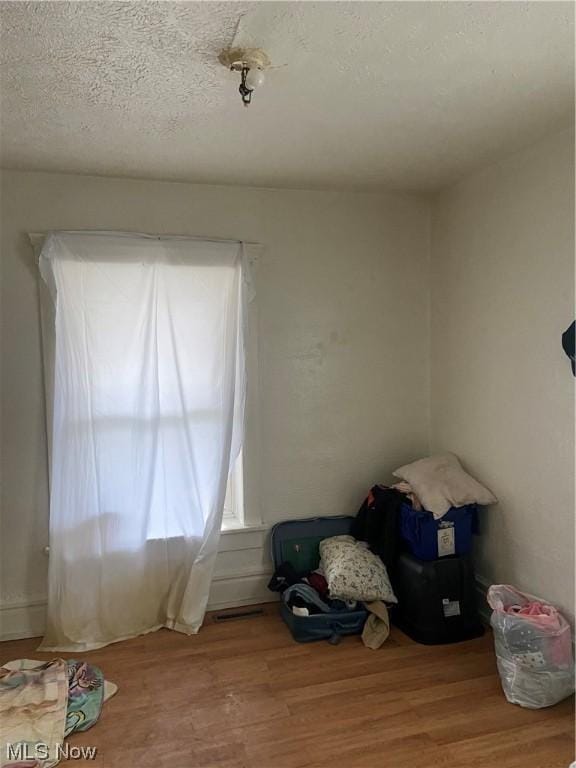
[444,719,575,766]
[0,604,573,768]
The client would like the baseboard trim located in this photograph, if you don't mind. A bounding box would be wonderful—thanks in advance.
[206,594,278,613]
[207,569,273,612]
[0,599,47,642]
[2,575,493,643]
[0,569,274,642]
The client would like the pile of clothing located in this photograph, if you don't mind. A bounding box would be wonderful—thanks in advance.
[269,562,357,616]
[269,453,497,650]
[269,534,398,650]
[0,658,116,767]
[348,454,496,565]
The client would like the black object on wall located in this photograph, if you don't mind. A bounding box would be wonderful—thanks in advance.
[561,322,575,375]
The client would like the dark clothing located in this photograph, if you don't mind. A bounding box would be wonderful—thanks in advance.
[267,561,303,593]
[350,485,403,572]
[269,565,357,616]
[562,321,575,375]
[306,572,329,598]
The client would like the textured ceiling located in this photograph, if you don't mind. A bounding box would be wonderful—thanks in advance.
[0,1,574,191]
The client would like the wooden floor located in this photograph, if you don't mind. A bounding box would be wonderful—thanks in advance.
[1,604,574,767]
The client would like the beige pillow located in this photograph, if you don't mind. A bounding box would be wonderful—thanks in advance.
[393,453,497,519]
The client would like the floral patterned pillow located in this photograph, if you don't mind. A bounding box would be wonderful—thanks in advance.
[319,535,397,603]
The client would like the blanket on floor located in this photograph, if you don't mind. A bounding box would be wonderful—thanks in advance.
[1,659,117,768]
[0,659,68,768]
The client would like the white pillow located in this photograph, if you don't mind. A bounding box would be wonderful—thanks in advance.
[319,535,397,604]
[393,453,497,518]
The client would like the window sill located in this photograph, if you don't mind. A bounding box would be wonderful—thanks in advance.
[220,522,267,536]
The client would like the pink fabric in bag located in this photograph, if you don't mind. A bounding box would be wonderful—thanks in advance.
[488,585,573,668]
[488,585,574,708]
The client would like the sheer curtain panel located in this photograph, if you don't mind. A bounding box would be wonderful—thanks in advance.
[38,232,251,651]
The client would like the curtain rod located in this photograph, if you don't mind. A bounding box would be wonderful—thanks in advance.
[29,230,261,249]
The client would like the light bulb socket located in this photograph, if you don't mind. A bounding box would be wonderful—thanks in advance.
[239,66,253,106]
[219,48,270,107]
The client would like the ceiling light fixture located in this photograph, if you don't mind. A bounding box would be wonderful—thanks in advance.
[219,47,271,107]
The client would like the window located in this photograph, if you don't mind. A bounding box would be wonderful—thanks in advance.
[222,452,244,530]
[36,232,253,543]
[36,232,254,646]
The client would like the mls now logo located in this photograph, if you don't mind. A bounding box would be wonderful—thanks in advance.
[6,743,98,761]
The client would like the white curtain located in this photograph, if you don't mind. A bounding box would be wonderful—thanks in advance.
[37,232,251,652]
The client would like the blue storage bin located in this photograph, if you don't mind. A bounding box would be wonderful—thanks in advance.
[399,503,478,561]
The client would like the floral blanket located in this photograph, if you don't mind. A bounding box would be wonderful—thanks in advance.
[0,659,67,768]
[1,659,107,768]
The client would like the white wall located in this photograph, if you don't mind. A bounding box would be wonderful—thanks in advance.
[430,126,575,620]
[0,170,431,638]
[3,128,572,642]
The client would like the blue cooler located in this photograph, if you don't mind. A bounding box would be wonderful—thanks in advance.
[399,503,478,560]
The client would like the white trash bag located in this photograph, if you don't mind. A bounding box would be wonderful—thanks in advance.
[487,584,574,709]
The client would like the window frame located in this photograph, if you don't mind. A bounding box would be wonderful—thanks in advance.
[221,452,245,530]
[32,233,263,535]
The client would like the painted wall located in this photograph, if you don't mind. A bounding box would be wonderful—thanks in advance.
[3,127,572,641]
[0,170,431,638]
[430,126,575,619]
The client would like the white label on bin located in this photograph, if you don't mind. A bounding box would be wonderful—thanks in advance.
[437,525,455,557]
[442,599,461,617]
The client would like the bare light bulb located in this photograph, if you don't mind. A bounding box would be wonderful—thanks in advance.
[244,68,265,91]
